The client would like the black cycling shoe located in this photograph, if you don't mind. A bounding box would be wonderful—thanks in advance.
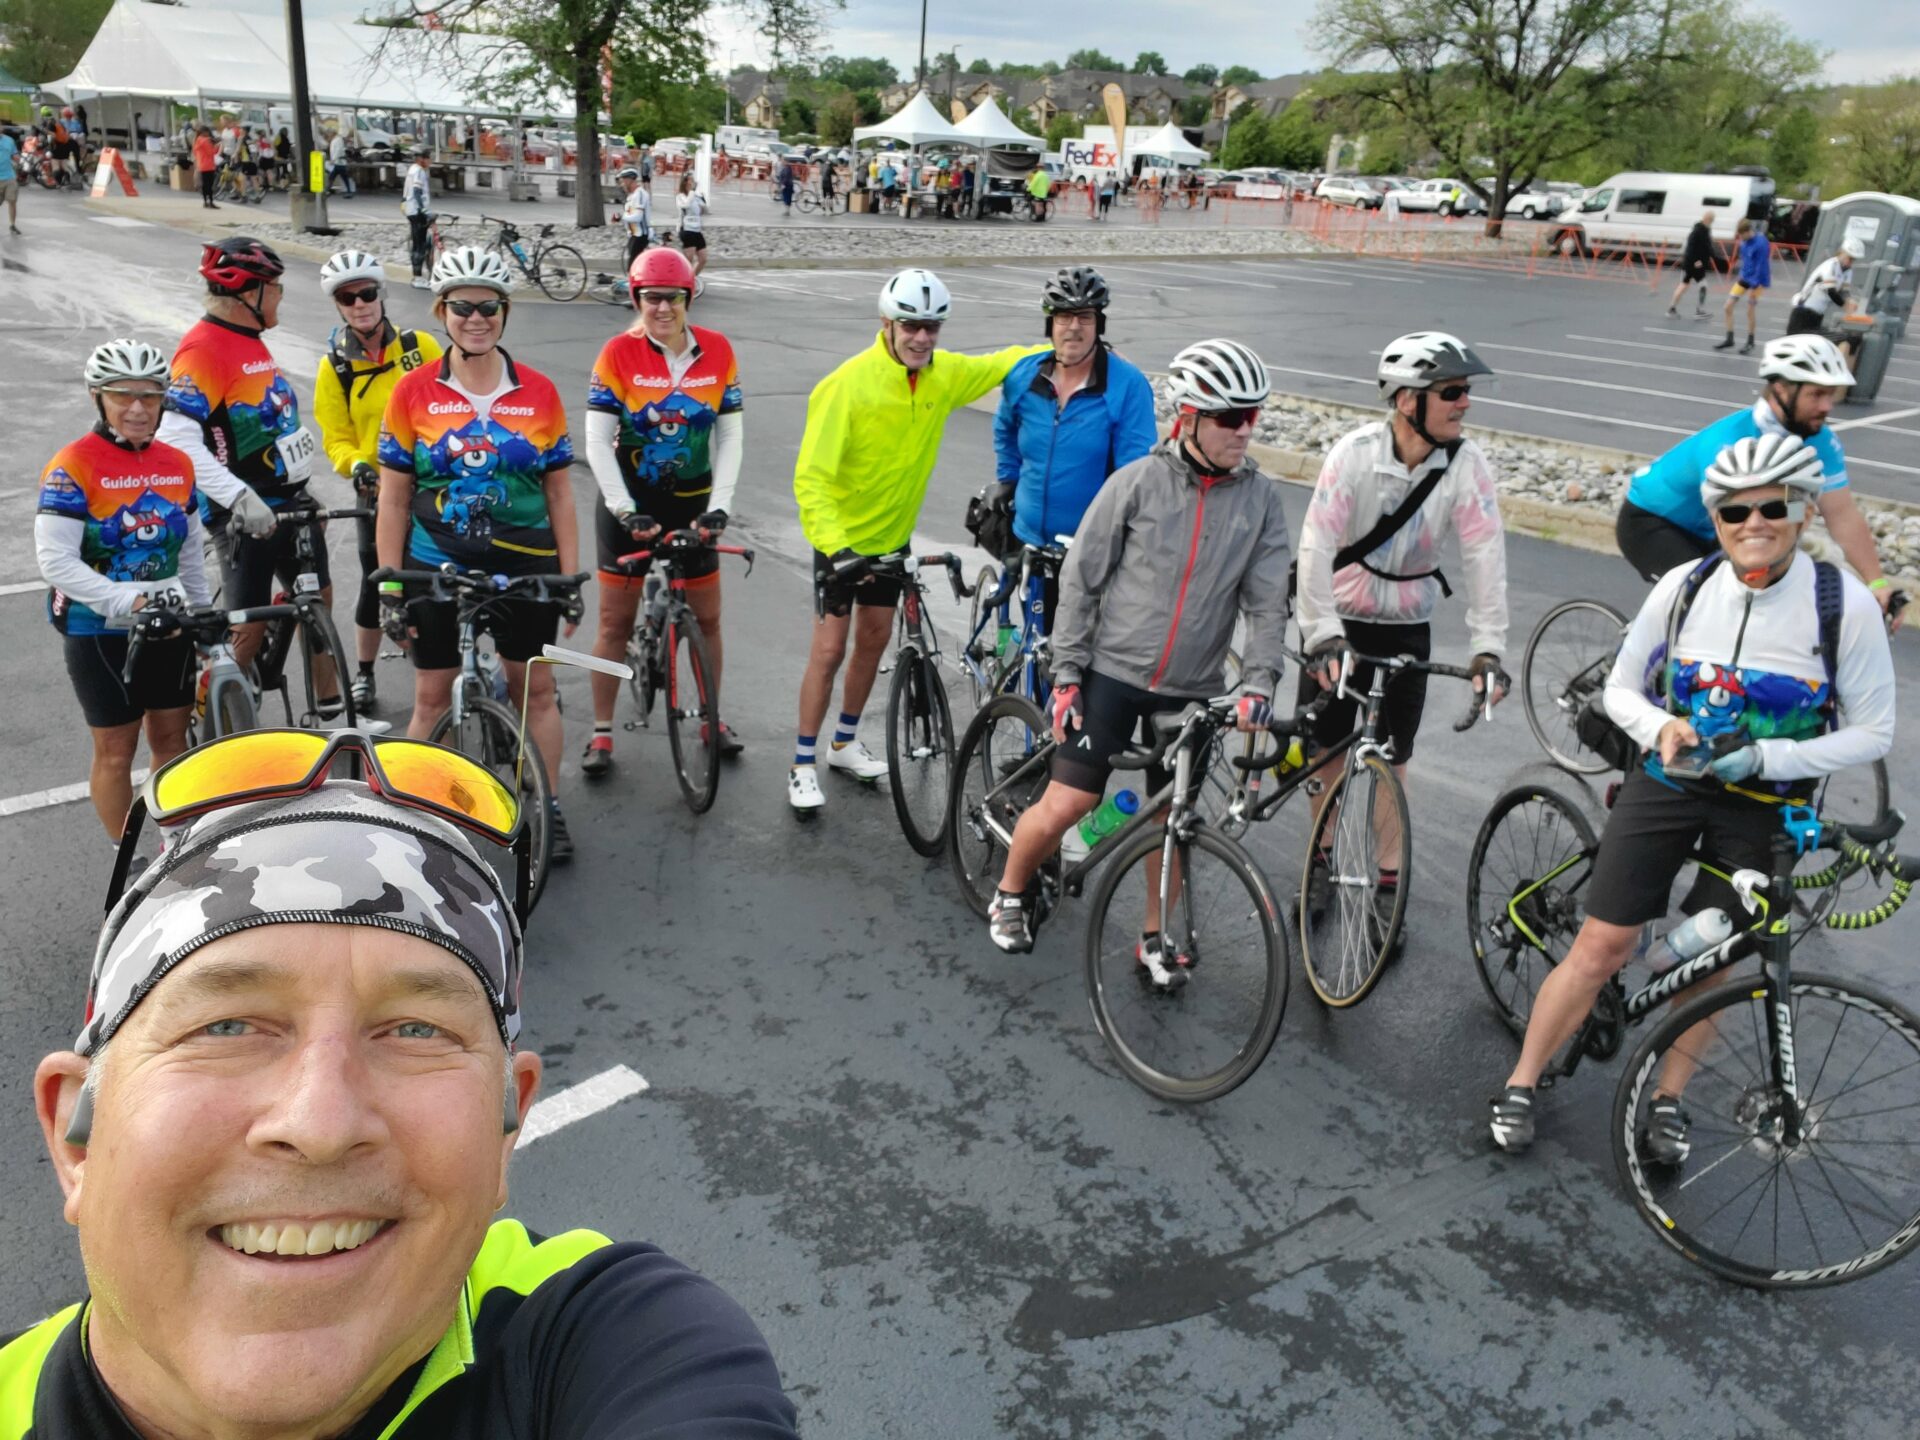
[580,735,614,779]
[1640,1094,1692,1166]
[1305,850,1333,920]
[350,671,377,713]
[547,803,574,865]
[1370,885,1405,959]
[988,887,1037,954]
[1489,1085,1536,1154]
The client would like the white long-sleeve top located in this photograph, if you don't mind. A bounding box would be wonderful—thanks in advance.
[35,507,211,622]
[156,409,254,511]
[584,409,743,517]
[1295,422,1510,658]
[1604,551,1895,783]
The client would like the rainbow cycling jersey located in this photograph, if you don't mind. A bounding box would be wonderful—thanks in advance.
[378,352,573,573]
[37,430,197,637]
[164,317,307,506]
[587,327,741,501]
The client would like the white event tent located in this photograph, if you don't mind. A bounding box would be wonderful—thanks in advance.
[852,90,961,147]
[1132,122,1207,166]
[46,0,569,123]
[950,95,1042,150]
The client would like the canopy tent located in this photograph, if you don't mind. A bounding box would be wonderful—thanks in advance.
[852,90,961,147]
[0,59,34,95]
[950,95,1042,151]
[1132,122,1206,166]
[44,0,570,117]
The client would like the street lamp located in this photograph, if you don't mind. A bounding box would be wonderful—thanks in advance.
[916,0,928,94]
[724,48,734,127]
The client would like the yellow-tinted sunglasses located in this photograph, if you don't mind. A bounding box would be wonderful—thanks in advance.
[143,729,520,843]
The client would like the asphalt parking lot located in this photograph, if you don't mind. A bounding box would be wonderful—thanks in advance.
[2,200,1918,1437]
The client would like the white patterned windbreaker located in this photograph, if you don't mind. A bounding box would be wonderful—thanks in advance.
[1295,421,1510,659]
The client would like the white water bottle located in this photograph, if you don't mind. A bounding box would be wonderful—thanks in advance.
[1649,908,1733,973]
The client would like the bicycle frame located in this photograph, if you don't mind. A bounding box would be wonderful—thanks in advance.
[614,536,753,720]
[960,547,1059,705]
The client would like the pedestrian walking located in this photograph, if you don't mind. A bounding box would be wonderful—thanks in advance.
[1716,219,1771,354]
[0,125,22,235]
[327,129,356,198]
[402,146,433,289]
[192,125,218,209]
[1097,171,1116,220]
[1667,211,1716,318]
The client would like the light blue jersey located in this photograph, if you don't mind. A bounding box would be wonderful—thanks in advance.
[1625,400,1847,541]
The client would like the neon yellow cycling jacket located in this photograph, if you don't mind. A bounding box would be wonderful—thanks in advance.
[794,330,1042,556]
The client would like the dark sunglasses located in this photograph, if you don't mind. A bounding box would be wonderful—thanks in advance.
[1715,498,1802,525]
[895,319,943,334]
[445,298,506,318]
[335,285,383,306]
[1435,383,1473,402]
[1207,406,1261,430]
[636,289,688,306]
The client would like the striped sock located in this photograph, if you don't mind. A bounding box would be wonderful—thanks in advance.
[795,734,817,766]
[830,711,859,748]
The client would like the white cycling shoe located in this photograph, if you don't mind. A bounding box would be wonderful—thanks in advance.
[788,764,825,813]
[824,739,888,782]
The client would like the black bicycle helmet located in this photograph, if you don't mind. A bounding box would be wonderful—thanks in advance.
[200,236,286,295]
[1042,265,1110,314]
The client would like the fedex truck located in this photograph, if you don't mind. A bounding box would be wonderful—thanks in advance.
[1061,126,1182,184]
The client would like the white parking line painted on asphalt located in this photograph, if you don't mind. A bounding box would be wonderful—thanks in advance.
[1480,341,1756,386]
[89,217,152,228]
[1832,405,1920,432]
[1260,361,1696,437]
[518,1064,649,1146]
[1574,332,1920,390]
[1494,365,1749,409]
[0,769,148,819]
[0,579,48,597]
[1274,258,1426,284]
[1082,263,1193,290]
[1152,259,1350,287]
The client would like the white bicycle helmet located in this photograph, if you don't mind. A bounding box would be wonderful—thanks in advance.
[1376,331,1494,395]
[1166,339,1271,412]
[320,249,387,297]
[878,267,951,323]
[1841,236,1867,260]
[1700,433,1826,510]
[431,245,515,298]
[84,338,170,388]
[1759,334,1855,388]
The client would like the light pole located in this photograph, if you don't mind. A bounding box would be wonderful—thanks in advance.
[723,48,734,128]
[916,0,928,94]
[283,0,327,231]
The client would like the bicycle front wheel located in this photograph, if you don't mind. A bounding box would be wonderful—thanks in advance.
[625,621,658,724]
[1085,824,1288,1103]
[963,565,1004,708]
[432,695,555,907]
[1467,784,1598,1036]
[887,645,956,857]
[533,243,587,301]
[664,617,720,814]
[1522,598,1626,775]
[795,189,820,214]
[1299,751,1411,1008]
[1614,973,1920,1289]
[947,693,1050,917]
[297,605,356,729]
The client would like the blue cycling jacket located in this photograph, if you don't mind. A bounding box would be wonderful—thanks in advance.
[994,346,1158,549]
[1738,231,1772,288]
[1625,400,1847,541]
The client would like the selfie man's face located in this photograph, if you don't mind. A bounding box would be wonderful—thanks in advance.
[39,924,540,1432]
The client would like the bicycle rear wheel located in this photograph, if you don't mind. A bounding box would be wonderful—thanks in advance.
[432,695,555,907]
[1467,784,1598,1036]
[664,617,720,814]
[947,694,1050,917]
[964,565,1003,708]
[1085,824,1288,1103]
[1614,973,1920,1289]
[1522,598,1626,775]
[1298,752,1411,1008]
[533,243,587,301]
[887,644,956,857]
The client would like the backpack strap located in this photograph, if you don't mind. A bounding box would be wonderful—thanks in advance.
[1812,558,1843,708]
[1658,551,1725,713]
[1333,439,1462,595]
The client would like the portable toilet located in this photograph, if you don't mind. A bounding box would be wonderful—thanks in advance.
[1804,191,1920,403]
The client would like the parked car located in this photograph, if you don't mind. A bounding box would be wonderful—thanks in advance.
[1396,178,1478,214]
[1316,175,1381,208]
[1549,169,1776,257]
[1500,179,1582,219]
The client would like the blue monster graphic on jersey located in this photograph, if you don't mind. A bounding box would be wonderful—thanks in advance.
[164,375,212,423]
[632,395,713,487]
[1670,658,1827,743]
[427,421,539,542]
[100,493,191,581]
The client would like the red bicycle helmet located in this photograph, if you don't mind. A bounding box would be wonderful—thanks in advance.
[200,237,286,295]
[628,246,697,298]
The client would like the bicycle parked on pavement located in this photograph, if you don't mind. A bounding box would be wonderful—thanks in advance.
[947,693,1290,1103]
[957,542,1065,711]
[371,563,589,904]
[612,525,755,815]
[1465,778,1920,1288]
[794,185,846,215]
[475,213,587,301]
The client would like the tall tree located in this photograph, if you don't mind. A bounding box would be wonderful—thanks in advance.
[1220,65,1262,86]
[817,54,896,89]
[0,0,109,82]
[1834,77,1920,197]
[1219,111,1274,169]
[1315,0,1674,235]
[966,56,994,74]
[1182,63,1221,88]
[1065,48,1120,72]
[818,89,860,144]
[1131,51,1168,76]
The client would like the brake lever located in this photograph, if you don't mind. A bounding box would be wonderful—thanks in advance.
[741,548,756,577]
[946,554,971,601]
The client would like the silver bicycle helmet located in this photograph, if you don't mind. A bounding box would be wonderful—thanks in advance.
[1376,331,1494,395]
[84,338,170,388]
[1166,339,1270,412]
[431,245,515,298]
[878,267,952,323]
[1759,334,1855,388]
[319,249,386,297]
[1701,433,1826,510]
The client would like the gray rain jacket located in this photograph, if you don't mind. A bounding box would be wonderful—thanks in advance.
[1051,439,1292,699]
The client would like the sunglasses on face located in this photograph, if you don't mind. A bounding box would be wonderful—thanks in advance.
[335,286,383,306]
[1207,406,1261,431]
[446,298,505,318]
[1715,498,1804,525]
[96,385,164,403]
[896,319,943,335]
[636,289,687,307]
[1435,383,1472,402]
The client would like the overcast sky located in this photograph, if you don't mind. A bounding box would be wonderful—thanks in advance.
[238,0,1919,88]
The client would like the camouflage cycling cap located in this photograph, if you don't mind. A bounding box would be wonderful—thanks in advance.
[80,785,522,1056]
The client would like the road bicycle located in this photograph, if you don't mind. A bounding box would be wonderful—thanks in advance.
[1211,647,1494,1008]
[120,600,303,741]
[475,213,587,301]
[212,165,266,205]
[371,563,589,906]
[834,549,973,857]
[957,542,1065,712]
[947,693,1289,1102]
[611,526,754,814]
[1466,778,1920,1287]
[794,186,846,215]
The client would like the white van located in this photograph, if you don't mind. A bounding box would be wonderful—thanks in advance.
[1551,170,1775,254]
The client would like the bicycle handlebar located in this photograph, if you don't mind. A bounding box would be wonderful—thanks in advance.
[1110,696,1250,774]
[845,549,973,601]
[278,506,373,524]
[369,564,590,605]
[615,529,755,576]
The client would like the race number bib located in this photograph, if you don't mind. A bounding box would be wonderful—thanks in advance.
[277,426,318,483]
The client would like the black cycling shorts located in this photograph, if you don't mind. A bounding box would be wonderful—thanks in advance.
[402,555,561,670]
[1584,767,1789,927]
[222,511,334,610]
[596,493,718,586]
[624,233,651,267]
[1681,259,1709,283]
[678,229,707,251]
[1786,305,1826,336]
[1296,619,1431,764]
[354,511,380,631]
[1615,499,1713,584]
[813,548,903,618]
[64,631,195,729]
[1050,668,1204,797]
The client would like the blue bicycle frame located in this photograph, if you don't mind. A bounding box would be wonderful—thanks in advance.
[960,544,1062,706]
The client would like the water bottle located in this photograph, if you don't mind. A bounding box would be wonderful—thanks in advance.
[1272,735,1306,778]
[995,623,1019,664]
[1649,908,1733,973]
[1076,789,1140,850]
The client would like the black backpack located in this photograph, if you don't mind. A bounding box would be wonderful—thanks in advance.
[1575,552,1845,771]
[329,329,429,402]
